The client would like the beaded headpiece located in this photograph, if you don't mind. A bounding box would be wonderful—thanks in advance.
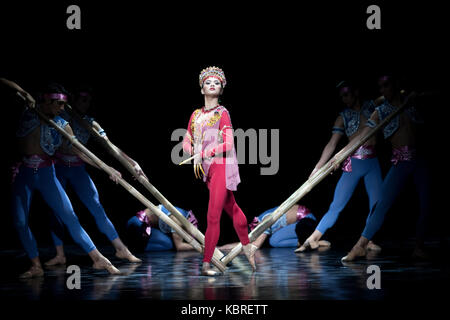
[43,93,68,101]
[199,66,227,88]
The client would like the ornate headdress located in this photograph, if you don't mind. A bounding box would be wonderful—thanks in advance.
[199,66,227,88]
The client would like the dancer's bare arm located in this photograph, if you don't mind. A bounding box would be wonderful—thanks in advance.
[172,233,195,251]
[64,124,122,182]
[252,233,268,249]
[93,120,147,178]
[310,116,344,178]
[0,78,35,108]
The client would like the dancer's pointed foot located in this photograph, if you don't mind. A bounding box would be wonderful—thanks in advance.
[19,265,44,279]
[366,241,382,252]
[201,262,221,276]
[295,239,319,253]
[341,245,367,262]
[294,246,303,253]
[44,255,66,266]
[318,240,331,247]
[243,243,257,272]
[115,248,142,263]
[93,257,121,275]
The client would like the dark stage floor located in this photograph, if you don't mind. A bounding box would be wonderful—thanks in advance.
[1,239,449,301]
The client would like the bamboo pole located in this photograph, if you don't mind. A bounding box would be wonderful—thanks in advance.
[63,104,225,262]
[179,154,196,165]
[221,94,415,265]
[16,93,227,272]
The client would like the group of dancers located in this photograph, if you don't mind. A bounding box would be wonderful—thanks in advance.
[1,66,430,278]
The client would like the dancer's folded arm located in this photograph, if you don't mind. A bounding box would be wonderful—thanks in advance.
[202,111,234,159]
[181,111,235,159]
[182,132,193,155]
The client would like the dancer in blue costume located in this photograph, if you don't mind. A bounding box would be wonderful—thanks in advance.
[342,75,430,261]
[126,205,200,251]
[45,87,142,266]
[219,204,330,250]
[297,81,383,253]
[1,78,121,277]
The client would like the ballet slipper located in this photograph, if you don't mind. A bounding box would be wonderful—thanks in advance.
[93,257,121,275]
[44,255,66,266]
[318,240,331,247]
[19,265,44,279]
[115,248,142,263]
[366,241,382,252]
[242,243,257,271]
[294,246,303,253]
[201,262,221,276]
[341,245,367,262]
[295,239,319,253]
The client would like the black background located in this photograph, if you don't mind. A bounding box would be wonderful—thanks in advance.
[1,1,448,251]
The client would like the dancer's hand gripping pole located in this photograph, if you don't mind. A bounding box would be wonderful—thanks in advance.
[179,154,205,179]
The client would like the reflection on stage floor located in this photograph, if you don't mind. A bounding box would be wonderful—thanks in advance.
[1,240,449,300]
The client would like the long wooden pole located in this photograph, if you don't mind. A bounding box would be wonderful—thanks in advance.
[63,104,225,262]
[221,95,415,265]
[17,93,227,272]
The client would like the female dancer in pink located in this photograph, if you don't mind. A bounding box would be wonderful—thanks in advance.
[182,66,257,276]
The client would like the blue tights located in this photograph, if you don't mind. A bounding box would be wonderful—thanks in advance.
[145,229,174,251]
[362,159,430,240]
[316,158,383,235]
[269,223,298,247]
[11,165,96,259]
[50,165,118,246]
